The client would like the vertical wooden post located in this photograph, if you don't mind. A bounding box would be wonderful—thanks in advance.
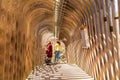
[102,0,109,48]
[113,0,120,79]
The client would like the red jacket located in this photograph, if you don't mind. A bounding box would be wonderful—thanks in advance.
[46,44,52,58]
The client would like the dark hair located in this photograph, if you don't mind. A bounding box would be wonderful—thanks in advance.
[57,41,60,45]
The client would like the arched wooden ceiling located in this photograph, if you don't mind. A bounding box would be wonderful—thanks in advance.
[1,0,102,46]
[58,0,102,45]
[23,0,103,46]
[20,0,55,45]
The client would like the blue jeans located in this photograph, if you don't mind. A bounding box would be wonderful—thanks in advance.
[54,51,60,62]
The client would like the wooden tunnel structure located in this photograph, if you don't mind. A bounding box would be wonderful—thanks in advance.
[0,0,120,80]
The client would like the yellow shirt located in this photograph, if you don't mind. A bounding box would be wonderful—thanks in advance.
[54,44,61,51]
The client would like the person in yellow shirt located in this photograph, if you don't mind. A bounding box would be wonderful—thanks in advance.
[54,41,61,63]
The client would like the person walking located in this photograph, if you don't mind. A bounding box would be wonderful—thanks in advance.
[54,40,61,63]
[45,41,53,65]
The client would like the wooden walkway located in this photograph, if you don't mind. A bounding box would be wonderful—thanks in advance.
[26,63,94,80]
